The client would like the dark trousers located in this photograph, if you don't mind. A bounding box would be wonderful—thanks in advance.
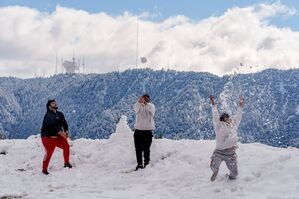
[134,130,153,166]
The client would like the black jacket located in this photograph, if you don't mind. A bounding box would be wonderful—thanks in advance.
[41,110,69,137]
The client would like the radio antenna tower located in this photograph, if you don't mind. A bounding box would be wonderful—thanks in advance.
[55,52,58,75]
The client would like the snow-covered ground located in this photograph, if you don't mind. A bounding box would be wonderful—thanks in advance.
[1,116,299,199]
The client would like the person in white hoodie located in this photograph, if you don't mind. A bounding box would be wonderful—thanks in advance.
[133,94,155,170]
[209,95,245,181]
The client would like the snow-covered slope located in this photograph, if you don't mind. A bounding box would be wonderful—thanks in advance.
[0,116,299,199]
[1,69,298,148]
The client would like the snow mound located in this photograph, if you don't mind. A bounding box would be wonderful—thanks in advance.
[0,118,299,198]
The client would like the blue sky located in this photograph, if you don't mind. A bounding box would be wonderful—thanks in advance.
[0,0,299,77]
[1,0,298,30]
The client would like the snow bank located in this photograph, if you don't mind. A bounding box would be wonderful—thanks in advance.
[0,117,299,199]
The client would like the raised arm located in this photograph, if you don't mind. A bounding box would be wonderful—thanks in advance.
[133,101,142,113]
[145,103,155,116]
[134,97,145,113]
[210,96,220,129]
[232,96,245,127]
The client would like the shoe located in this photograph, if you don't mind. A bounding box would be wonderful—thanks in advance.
[42,170,49,175]
[225,173,236,180]
[64,163,73,168]
[210,172,218,182]
[135,165,144,171]
[143,162,149,168]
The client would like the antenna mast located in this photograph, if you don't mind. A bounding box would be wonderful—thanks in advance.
[55,52,58,75]
[136,16,139,68]
[61,57,64,73]
[82,56,85,73]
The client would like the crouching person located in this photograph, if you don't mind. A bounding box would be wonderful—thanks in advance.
[209,95,245,181]
[41,99,72,175]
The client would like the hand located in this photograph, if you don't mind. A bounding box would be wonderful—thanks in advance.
[209,95,215,106]
[139,97,146,104]
[239,96,245,108]
[58,131,68,139]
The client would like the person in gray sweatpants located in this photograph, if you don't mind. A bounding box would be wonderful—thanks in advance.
[209,95,245,181]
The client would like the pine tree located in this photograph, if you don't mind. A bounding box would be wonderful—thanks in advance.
[0,132,6,140]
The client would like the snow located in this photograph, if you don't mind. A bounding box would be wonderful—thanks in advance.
[1,117,299,199]
[296,105,299,115]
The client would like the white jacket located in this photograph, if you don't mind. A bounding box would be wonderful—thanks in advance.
[134,101,156,130]
[212,105,243,150]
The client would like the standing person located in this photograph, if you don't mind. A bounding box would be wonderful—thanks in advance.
[133,94,155,170]
[41,99,72,175]
[209,95,245,181]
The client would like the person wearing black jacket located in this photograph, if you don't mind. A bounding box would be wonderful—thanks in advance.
[41,99,72,175]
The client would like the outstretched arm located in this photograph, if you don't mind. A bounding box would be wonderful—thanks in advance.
[232,96,245,127]
[210,96,220,129]
[210,95,216,106]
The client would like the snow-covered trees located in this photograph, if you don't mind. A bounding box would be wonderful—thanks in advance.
[0,69,298,147]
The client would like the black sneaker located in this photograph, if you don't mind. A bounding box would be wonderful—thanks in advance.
[143,162,149,168]
[64,163,73,168]
[135,165,144,171]
[42,170,49,175]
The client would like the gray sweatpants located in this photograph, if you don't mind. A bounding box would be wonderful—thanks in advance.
[210,147,238,179]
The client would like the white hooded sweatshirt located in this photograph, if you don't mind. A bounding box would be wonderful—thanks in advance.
[212,105,243,150]
[134,101,156,130]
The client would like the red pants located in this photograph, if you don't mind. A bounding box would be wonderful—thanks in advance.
[41,136,70,171]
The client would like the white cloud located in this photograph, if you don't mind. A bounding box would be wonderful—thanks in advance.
[0,2,298,78]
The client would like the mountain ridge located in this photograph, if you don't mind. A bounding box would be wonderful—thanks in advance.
[0,68,298,147]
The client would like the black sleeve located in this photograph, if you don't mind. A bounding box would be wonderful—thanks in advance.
[60,112,69,132]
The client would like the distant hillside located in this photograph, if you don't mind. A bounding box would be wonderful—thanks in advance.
[0,68,298,147]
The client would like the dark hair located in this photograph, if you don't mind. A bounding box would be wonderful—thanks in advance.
[142,94,150,102]
[220,113,230,122]
[46,99,56,109]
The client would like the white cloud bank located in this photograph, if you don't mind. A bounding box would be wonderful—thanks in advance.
[0,2,298,78]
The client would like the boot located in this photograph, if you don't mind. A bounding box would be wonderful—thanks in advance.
[210,172,218,182]
[64,163,73,168]
[135,165,144,171]
[42,170,49,175]
[143,162,149,168]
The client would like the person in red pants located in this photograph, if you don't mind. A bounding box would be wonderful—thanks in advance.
[41,99,72,175]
